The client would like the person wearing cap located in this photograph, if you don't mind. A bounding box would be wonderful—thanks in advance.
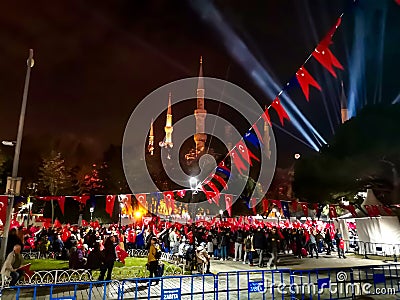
[147,237,160,284]
[196,245,211,274]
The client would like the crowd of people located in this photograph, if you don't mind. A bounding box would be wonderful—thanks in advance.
[0,220,348,286]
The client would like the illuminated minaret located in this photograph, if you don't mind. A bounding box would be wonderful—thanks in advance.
[159,92,173,148]
[148,119,154,155]
[340,81,348,124]
[194,56,207,154]
[263,105,272,159]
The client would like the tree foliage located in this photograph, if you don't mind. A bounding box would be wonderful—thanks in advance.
[293,104,400,205]
[38,151,75,195]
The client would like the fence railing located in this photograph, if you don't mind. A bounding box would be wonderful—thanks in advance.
[2,264,399,300]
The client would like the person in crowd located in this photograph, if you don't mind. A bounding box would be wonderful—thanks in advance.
[98,235,117,281]
[254,228,267,267]
[195,245,211,273]
[334,229,346,259]
[69,240,86,269]
[233,229,244,262]
[267,227,281,267]
[243,232,254,266]
[212,233,219,259]
[86,242,104,272]
[136,226,145,249]
[1,245,24,286]
[147,237,160,284]
[169,227,178,254]
[6,228,23,257]
[219,230,229,261]
[308,230,319,259]
[315,231,324,253]
[206,233,213,258]
[52,234,64,257]
[325,228,333,255]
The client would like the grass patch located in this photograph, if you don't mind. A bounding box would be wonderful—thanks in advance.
[27,257,148,271]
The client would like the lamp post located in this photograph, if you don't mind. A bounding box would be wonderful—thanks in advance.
[189,177,198,221]
[119,201,124,230]
[0,49,34,264]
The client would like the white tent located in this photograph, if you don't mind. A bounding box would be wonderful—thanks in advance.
[356,216,400,256]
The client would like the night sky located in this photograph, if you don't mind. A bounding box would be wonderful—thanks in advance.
[0,0,399,167]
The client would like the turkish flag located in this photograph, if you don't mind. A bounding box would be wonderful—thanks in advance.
[329,205,337,219]
[82,219,88,227]
[135,194,147,209]
[296,67,321,101]
[0,195,8,226]
[291,200,298,211]
[72,195,90,204]
[57,196,66,215]
[106,195,116,217]
[301,203,308,217]
[271,200,282,209]
[230,149,247,175]
[251,197,257,215]
[53,219,62,228]
[115,245,129,264]
[312,47,343,78]
[177,190,186,198]
[364,205,377,217]
[163,191,174,213]
[262,198,269,213]
[381,205,393,216]
[236,140,260,166]
[271,97,290,126]
[225,194,233,217]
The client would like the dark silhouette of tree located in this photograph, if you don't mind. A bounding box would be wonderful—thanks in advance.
[293,104,400,205]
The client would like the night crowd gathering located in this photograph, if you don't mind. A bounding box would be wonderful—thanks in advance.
[1,217,350,286]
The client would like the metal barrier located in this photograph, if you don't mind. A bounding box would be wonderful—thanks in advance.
[290,264,400,299]
[2,264,400,300]
[357,241,400,261]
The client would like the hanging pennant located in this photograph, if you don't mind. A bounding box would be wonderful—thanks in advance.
[381,205,393,216]
[106,195,116,218]
[251,123,264,144]
[262,107,271,127]
[163,191,174,213]
[225,194,233,217]
[206,181,220,206]
[341,204,357,218]
[329,205,338,219]
[177,190,186,198]
[244,131,260,149]
[364,205,377,217]
[251,197,257,215]
[57,196,66,215]
[0,195,8,227]
[72,196,90,205]
[212,173,228,189]
[262,198,269,213]
[271,199,282,209]
[296,67,322,101]
[230,149,247,175]
[320,17,342,49]
[312,47,343,78]
[236,140,260,166]
[135,194,147,209]
[301,203,308,217]
[371,205,381,217]
[271,97,290,126]
[216,162,231,177]
[281,201,291,219]
[291,200,298,211]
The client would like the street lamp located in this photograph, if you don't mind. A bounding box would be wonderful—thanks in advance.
[1,141,16,147]
[119,201,124,229]
[189,177,198,221]
[90,207,94,221]
[0,49,34,264]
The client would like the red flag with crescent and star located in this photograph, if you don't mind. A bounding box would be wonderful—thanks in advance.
[106,195,116,218]
[0,195,8,226]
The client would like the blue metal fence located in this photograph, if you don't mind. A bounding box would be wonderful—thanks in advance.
[2,264,400,300]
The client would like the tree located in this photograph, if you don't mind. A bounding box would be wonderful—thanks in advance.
[293,104,400,205]
[38,151,74,195]
[80,163,104,195]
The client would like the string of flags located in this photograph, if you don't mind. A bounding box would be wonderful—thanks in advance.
[196,14,346,208]
[7,192,393,220]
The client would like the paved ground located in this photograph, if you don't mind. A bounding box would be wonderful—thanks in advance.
[1,254,399,300]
